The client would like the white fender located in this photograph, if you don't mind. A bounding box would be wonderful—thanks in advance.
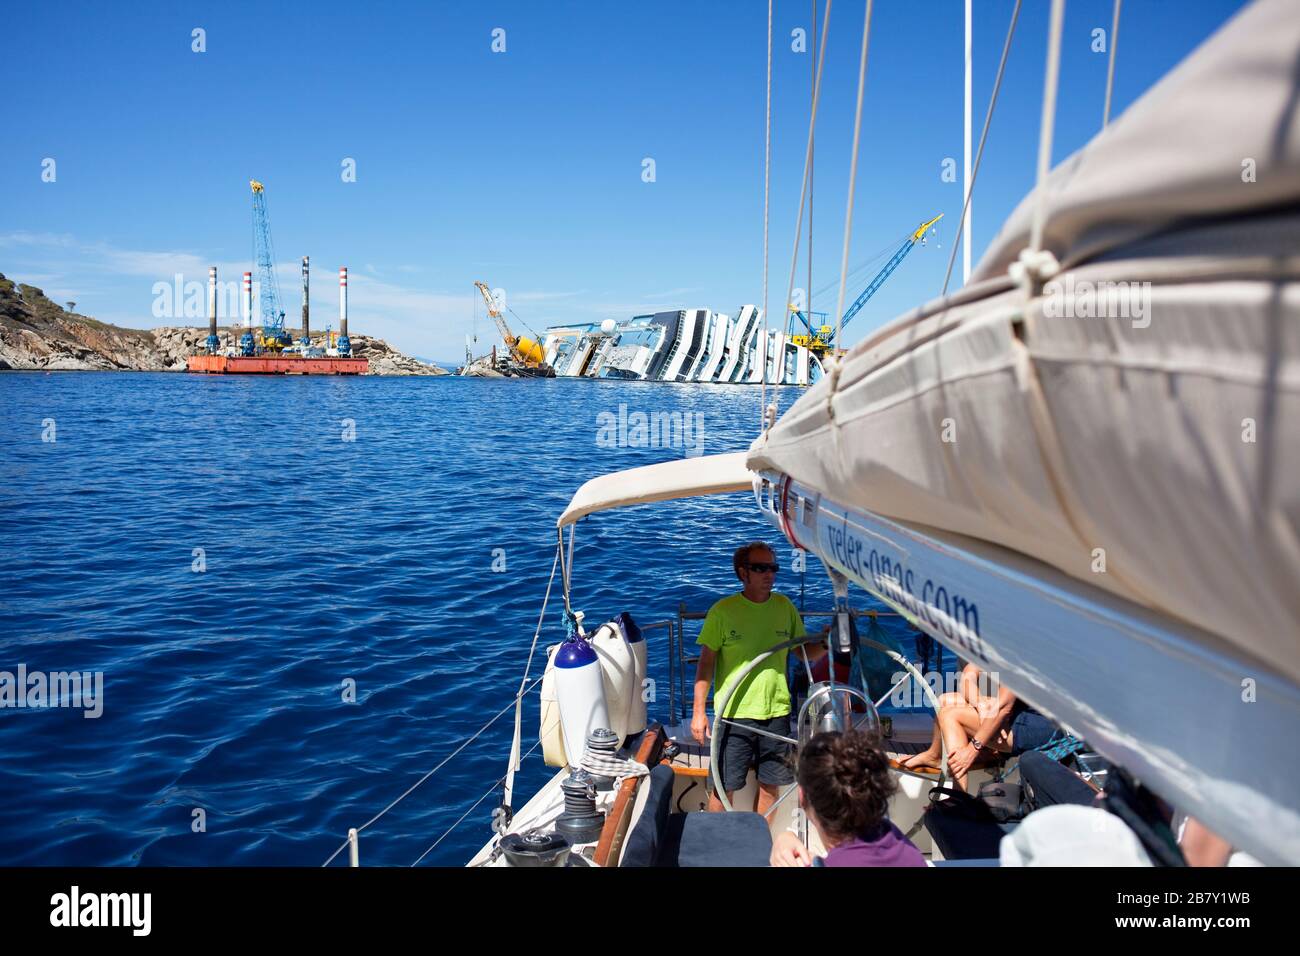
[552,638,610,768]
[618,615,649,736]
[539,644,568,768]
[588,622,637,741]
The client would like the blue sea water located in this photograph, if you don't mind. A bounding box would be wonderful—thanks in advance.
[0,372,914,866]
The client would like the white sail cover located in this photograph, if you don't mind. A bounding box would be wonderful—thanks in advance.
[748,0,1300,684]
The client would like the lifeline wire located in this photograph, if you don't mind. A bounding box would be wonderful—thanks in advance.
[504,541,563,810]
[322,673,545,867]
[413,737,543,867]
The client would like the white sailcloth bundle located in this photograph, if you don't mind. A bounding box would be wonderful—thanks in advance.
[748,0,1300,684]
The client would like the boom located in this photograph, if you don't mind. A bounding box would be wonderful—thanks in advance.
[840,213,944,333]
[251,180,288,348]
[790,213,942,358]
[474,280,517,349]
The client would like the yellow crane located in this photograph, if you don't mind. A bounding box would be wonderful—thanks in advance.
[474,281,545,367]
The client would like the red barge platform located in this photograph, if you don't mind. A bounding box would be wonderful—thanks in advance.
[187,355,368,375]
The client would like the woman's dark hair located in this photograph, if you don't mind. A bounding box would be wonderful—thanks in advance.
[797,730,896,841]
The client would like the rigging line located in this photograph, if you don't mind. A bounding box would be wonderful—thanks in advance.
[807,0,816,342]
[507,305,546,343]
[761,0,773,430]
[413,737,544,867]
[963,0,972,285]
[782,0,831,348]
[831,0,875,353]
[558,527,571,611]
[504,541,563,809]
[321,673,547,866]
[940,0,1022,298]
[1029,0,1067,256]
[778,0,833,385]
[813,233,907,303]
[565,523,576,605]
[1102,0,1121,128]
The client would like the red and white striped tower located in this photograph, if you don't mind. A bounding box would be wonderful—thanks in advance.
[206,266,219,352]
[339,267,348,336]
[338,266,350,355]
[242,272,253,329]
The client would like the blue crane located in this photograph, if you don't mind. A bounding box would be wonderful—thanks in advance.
[791,213,943,357]
[250,180,290,352]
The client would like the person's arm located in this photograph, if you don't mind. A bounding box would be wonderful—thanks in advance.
[793,626,829,664]
[691,646,716,744]
[948,684,1017,777]
[1180,817,1233,867]
[789,606,825,665]
[770,830,814,867]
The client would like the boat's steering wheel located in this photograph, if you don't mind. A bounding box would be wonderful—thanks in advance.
[706,630,950,832]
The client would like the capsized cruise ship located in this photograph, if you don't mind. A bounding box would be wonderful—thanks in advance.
[540,307,823,385]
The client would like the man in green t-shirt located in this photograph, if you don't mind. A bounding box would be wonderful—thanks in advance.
[691,541,818,814]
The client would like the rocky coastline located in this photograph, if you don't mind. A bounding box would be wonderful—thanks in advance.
[0,274,447,376]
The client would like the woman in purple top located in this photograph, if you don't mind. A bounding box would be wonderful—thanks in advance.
[770,729,926,867]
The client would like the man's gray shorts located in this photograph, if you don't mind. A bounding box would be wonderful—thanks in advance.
[718,714,795,793]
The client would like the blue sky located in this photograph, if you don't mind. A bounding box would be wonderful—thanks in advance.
[2,0,1246,362]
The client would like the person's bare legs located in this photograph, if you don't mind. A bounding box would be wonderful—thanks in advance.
[960,663,984,707]
[709,789,756,812]
[756,782,781,817]
[898,692,965,770]
[940,704,1013,791]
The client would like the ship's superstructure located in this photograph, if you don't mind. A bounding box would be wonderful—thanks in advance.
[540,306,822,385]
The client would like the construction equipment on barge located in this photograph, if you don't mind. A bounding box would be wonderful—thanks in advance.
[187,180,367,375]
[457,281,556,377]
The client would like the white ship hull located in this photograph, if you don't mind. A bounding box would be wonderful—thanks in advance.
[541,306,822,385]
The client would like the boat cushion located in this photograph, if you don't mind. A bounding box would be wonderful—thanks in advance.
[924,804,1018,861]
[660,811,773,868]
[619,764,774,866]
[619,763,675,868]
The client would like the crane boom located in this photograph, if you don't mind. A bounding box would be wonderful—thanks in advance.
[471,280,550,372]
[474,280,516,349]
[251,180,288,348]
[789,213,942,357]
[839,213,943,333]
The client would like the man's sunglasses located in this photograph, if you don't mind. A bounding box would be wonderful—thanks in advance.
[747,562,780,574]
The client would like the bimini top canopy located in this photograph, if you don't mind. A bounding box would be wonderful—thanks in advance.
[557,451,752,529]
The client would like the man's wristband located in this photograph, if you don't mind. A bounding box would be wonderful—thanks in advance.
[970,737,984,752]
